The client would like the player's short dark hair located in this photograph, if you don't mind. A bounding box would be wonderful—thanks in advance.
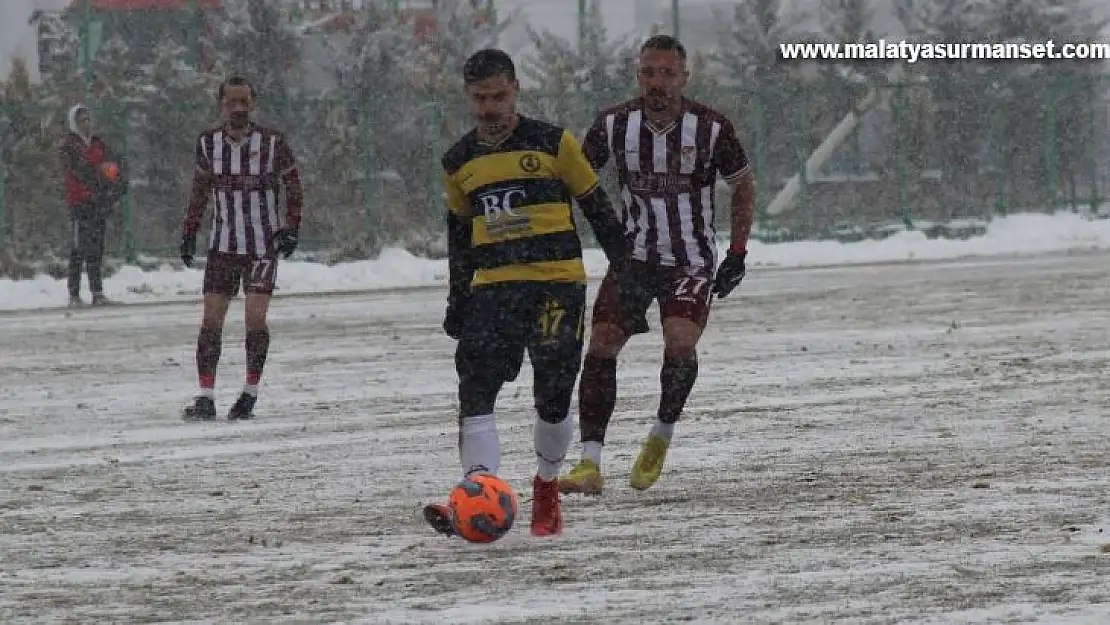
[641,34,687,59]
[217,75,255,101]
[463,49,516,84]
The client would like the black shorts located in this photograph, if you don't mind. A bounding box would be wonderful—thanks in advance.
[455,282,586,385]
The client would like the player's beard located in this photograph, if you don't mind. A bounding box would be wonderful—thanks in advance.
[645,88,676,114]
[228,112,250,131]
[478,113,514,142]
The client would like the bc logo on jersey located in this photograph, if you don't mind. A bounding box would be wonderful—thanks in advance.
[478,185,531,238]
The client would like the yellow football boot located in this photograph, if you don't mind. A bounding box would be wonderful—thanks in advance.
[558,458,604,495]
[629,434,670,491]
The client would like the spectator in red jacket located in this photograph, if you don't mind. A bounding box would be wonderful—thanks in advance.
[60,103,127,307]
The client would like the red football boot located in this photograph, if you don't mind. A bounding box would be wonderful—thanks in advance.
[530,475,563,537]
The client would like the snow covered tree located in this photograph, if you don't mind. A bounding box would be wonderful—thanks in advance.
[309,2,431,251]
[817,0,885,83]
[0,58,70,262]
[711,0,815,197]
[979,0,1107,208]
[212,0,306,124]
[712,0,811,85]
[894,0,996,212]
[519,0,637,133]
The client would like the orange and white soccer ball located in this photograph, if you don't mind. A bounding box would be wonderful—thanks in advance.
[101,161,120,182]
[448,473,519,543]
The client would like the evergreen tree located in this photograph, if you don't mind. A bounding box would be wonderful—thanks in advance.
[981,0,1107,208]
[213,0,305,124]
[314,2,429,251]
[895,0,996,216]
[1,58,68,262]
[519,0,637,133]
[711,0,813,197]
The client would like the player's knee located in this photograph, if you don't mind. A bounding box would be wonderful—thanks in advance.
[459,374,500,417]
[534,382,573,424]
[587,322,627,359]
[662,318,703,358]
[533,362,577,424]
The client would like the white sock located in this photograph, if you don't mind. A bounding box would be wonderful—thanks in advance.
[459,413,499,477]
[534,416,573,482]
[582,441,603,466]
[651,418,676,441]
[243,384,259,397]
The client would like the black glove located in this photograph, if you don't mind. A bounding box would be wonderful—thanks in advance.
[443,290,469,339]
[180,235,196,268]
[271,228,298,259]
[712,249,747,298]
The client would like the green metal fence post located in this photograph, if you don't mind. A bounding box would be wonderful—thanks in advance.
[121,108,135,262]
[426,102,444,222]
[891,83,911,229]
[0,119,6,254]
[672,0,680,38]
[578,0,587,52]
[750,87,769,226]
[1086,76,1101,213]
[1045,76,1060,211]
[81,0,93,101]
[989,88,1007,217]
[360,105,377,248]
[794,83,810,224]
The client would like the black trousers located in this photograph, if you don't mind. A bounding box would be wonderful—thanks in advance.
[68,204,108,297]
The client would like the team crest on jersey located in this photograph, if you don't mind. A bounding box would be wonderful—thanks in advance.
[519,153,541,173]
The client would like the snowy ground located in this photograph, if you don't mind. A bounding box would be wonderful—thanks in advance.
[3,249,1110,623]
[5,211,1110,312]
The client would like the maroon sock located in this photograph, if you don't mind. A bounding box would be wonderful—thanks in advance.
[245,328,270,389]
[578,354,617,444]
[197,327,222,391]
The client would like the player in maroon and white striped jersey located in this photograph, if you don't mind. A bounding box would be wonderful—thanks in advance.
[180,75,304,422]
[560,35,756,494]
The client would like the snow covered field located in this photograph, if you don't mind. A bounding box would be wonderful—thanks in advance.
[3,245,1110,623]
[4,211,1110,312]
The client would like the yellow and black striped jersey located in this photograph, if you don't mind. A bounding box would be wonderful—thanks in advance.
[441,116,600,287]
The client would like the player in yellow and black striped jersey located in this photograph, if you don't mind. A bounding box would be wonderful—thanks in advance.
[423,48,631,539]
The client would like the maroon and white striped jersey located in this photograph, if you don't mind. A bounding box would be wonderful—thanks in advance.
[581,97,750,269]
[185,123,301,256]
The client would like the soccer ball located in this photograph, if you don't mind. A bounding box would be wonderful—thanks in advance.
[448,473,519,543]
[100,161,120,182]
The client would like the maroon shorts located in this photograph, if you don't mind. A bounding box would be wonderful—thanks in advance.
[591,260,713,335]
[202,251,278,296]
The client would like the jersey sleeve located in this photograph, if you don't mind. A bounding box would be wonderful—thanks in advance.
[554,129,600,198]
[274,134,299,175]
[442,169,469,216]
[580,114,610,171]
[195,134,212,173]
[713,118,751,182]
